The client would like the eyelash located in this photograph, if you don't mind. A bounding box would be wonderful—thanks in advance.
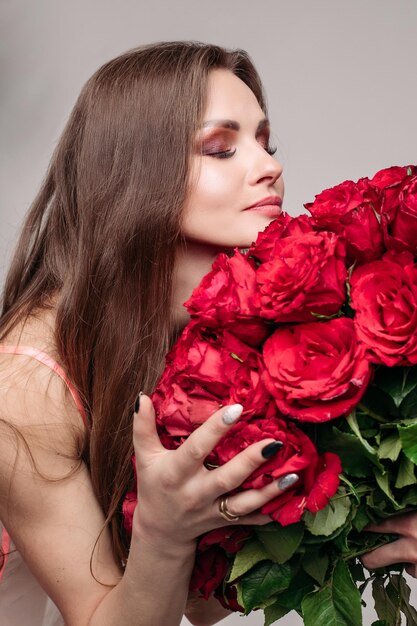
[208,144,278,159]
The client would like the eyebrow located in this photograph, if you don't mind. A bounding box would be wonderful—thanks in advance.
[202,118,270,132]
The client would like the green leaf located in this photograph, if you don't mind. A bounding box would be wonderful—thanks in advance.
[256,523,304,564]
[374,471,402,510]
[240,560,294,612]
[346,413,384,473]
[352,503,373,532]
[375,366,417,408]
[398,423,417,464]
[400,387,417,419]
[378,432,402,461]
[304,493,351,537]
[321,427,375,477]
[339,474,362,503]
[398,574,417,624]
[372,576,400,625]
[395,453,416,489]
[302,550,329,586]
[270,570,316,611]
[301,560,362,626]
[399,485,417,507]
[227,539,270,582]
[264,601,290,625]
[359,384,398,419]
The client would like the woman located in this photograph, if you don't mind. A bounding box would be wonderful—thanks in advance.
[0,41,415,626]
[0,41,293,626]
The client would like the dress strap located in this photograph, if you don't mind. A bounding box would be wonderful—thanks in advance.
[0,345,88,427]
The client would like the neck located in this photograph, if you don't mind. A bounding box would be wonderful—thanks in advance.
[172,241,223,330]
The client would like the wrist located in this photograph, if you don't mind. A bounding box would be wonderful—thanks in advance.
[131,519,197,562]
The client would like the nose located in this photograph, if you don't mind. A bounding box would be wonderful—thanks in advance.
[247,145,283,188]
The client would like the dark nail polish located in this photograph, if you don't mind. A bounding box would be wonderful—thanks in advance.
[134,394,141,414]
[261,440,283,459]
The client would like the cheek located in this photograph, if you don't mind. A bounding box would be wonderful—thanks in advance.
[193,164,239,213]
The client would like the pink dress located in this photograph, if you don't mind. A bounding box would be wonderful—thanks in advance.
[0,346,87,626]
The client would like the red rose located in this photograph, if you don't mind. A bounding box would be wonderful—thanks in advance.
[122,456,137,534]
[350,251,417,366]
[262,318,372,422]
[184,250,268,346]
[122,489,136,535]
[261,451,341,525]
[280,214,315,237]
[192,529,252,603]
[255,230,347,323]
[369,165,416,191]
[247,212,293,262]
[198,526,253,554]
[214,583,244,612]
[305,178,384,264]
[378,172,417,255]
[207,413,341,524]
[152,323,270,443]
[189,547,229,599]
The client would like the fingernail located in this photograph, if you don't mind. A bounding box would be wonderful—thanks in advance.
[261,440,283,459]
[134,392,143,414]
[277,473,299,490]
[222,404,243,425]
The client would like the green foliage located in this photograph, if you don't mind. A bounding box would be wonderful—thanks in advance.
[221,366,417,624]
[395,453,416,488]
[302,551,329,585]
[378,432,402,462]
[304,491,351,537]
[264,602,291,625]
[372,572,417,626]
[240,560,296,612]
[256,522,304,563]
[399,423,417,464]
[301,560,362,626]
[227,538,270,582]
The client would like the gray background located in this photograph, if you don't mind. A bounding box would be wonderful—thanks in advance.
[1,1,416,624]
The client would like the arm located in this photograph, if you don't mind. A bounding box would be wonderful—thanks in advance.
[185,593,232,626]
[0,360,293,625]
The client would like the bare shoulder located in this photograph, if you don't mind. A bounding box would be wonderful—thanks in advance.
[0,320,122,625]
[0,347,85,465]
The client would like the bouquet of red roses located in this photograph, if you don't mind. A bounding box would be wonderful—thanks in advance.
[124,165,417,625]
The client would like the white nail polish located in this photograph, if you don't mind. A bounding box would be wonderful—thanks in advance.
[222,404,243,425]
[277,473,299,490]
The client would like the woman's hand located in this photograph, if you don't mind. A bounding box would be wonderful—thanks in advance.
[362,512,417,577]
[132,394,297,553]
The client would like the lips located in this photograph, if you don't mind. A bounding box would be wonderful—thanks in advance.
[245,196,283,218]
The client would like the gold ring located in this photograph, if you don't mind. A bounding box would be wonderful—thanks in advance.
[218,496,240,522]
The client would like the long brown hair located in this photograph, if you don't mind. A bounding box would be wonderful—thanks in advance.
[0,41,266,563]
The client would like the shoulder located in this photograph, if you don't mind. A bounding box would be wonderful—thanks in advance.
[0,311,86,484]
[0,349,85,458]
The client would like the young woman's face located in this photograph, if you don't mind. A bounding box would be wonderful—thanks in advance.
[182,68,284,249]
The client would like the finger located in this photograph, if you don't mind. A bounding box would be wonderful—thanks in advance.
[212,472,299,522]
[207,439,284,498]
[174,403,245,476]
[361,537,414,570]
[133,394,165,462]
[366,513,417,538]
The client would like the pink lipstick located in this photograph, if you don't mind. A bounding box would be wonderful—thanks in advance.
[245,196,282,218]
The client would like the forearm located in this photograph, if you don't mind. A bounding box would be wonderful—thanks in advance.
[89,533,196,626]
[185,592,232,626]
